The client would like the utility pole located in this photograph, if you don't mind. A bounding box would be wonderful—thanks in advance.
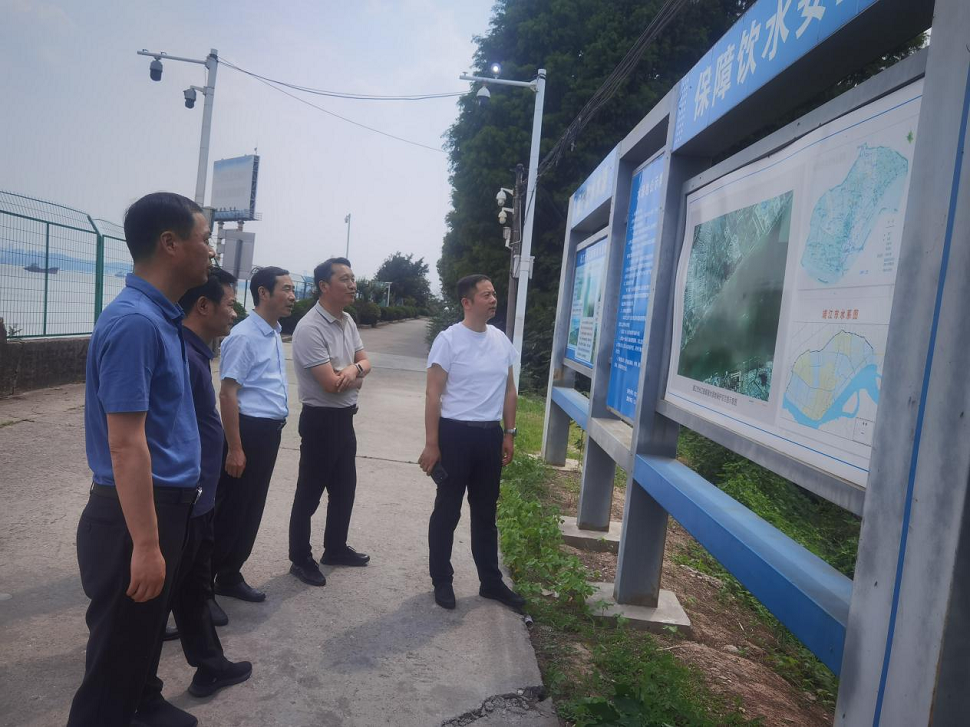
[137,48,219,206]
[505,163,526,341]
[344,213,352,258]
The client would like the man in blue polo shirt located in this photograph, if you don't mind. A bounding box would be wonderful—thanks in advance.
[137,267,253,716]
[68,192,213,727]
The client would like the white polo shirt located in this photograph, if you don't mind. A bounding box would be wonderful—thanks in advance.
[427,322,516,422]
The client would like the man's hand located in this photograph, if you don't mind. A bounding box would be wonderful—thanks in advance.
[225,447,247,478]
[502,434,515,466]
[418,444,441,475]
[127,542,166,602]
[334,367,358,393]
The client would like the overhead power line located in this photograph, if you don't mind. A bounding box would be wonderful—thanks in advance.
[220,59,464,101]
[537,0,691,177]
[220,56,446,153]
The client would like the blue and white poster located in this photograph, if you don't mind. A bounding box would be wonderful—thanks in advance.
[673,0,879,150]
[566,238,608,369]
[606,155,665,420]
[665,81,922,486]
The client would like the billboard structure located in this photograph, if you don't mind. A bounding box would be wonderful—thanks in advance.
[541,0,970,722]
[221,230,255,281]
[211,154,260,222]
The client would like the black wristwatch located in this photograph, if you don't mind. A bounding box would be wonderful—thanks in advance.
[504,427,517,438]
[355,363,364,376]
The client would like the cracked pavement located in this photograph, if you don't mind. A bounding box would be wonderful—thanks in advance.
[0,318,556,726]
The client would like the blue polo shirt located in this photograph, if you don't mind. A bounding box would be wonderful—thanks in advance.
[85,274,201,489]
[183,326,223,516]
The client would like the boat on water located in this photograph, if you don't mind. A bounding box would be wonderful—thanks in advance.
[114,270,128,278]
[23,263,59,274]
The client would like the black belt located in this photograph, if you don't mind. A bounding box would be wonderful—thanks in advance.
[442,418,501,429]
[303,404,358,416]
[239,413,287,431]
[91,483,202,505]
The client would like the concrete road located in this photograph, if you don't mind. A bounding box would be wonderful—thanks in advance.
[0,317,556,726]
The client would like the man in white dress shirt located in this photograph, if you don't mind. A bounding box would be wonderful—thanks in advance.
[211,266,295,605]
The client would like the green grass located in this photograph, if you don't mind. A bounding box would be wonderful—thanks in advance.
[501,395,757,726]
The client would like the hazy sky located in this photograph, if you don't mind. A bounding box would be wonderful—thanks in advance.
[0,0,497,290]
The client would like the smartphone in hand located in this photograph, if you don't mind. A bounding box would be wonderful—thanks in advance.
[431,462,448,485]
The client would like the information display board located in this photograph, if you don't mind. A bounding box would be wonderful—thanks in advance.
[665,80,922,486]
[211,155,260,222]
[565,236,608,370]
[606,154,665,421]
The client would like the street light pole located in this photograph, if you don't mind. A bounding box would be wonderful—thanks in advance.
[344,213,352,258]
[137,48,219,206]
[459,68,546,388]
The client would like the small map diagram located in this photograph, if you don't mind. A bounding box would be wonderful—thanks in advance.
[783,330,879,438]
[801,144,909,284]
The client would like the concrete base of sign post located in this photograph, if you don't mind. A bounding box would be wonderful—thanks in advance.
[586,582,692,635]
[560,516,622,553]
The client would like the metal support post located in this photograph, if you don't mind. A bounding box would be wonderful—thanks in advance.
[511,69,546,388]
[194,49,218,206]
[837,1,970,723]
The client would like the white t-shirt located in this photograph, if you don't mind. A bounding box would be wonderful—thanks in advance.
[427,322,517,422]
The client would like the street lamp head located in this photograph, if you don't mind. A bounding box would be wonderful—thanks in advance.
[490,62,502,78]
[149,58,163,82]
[183,87,197,109]
[476,85,491,107]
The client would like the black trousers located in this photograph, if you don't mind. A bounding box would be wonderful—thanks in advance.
[211,414,284,587]
[139,510,226,708]
[288,404,357,563]
[67,490,193,727]
[428,419,504,587]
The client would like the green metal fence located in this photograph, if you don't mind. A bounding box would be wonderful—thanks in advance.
[0,192,130,338]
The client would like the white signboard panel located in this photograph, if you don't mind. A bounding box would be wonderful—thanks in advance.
[211,155,258,220]
[665,80,923,486]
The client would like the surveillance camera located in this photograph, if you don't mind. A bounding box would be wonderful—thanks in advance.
[183,88,197,109]
[496,190,507,207]
[476,85,490,107]
[498,210,507,225]
[149,58,163,82]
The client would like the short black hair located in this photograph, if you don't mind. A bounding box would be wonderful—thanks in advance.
[250,266,290,306]
[123,192,203,262]
[457,274,491,303]
[313,257,352,295]
[179,267,238,314]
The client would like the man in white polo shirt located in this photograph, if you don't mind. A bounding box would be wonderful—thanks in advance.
[288,257,372,587]
[211,266,295,607]
[418,274,524,611]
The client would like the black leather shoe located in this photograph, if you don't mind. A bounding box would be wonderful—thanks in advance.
[188,659,253,698]
[131,696,198,727]
[320,545,370,567]
[434,583,456,610]
[214,579,266,603]
[290,560,327,586]
[207,598,229,627]
[480,581,526,611]
[163,623,180,641]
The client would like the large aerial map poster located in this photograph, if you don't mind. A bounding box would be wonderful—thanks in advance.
[665,80,922,487]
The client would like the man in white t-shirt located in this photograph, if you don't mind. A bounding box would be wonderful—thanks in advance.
[418,274,525,611]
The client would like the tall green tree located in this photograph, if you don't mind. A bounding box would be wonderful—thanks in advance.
[375,252,432,306]
[441,0,755,388]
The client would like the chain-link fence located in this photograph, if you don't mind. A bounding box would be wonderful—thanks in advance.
[0,191,133,338]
